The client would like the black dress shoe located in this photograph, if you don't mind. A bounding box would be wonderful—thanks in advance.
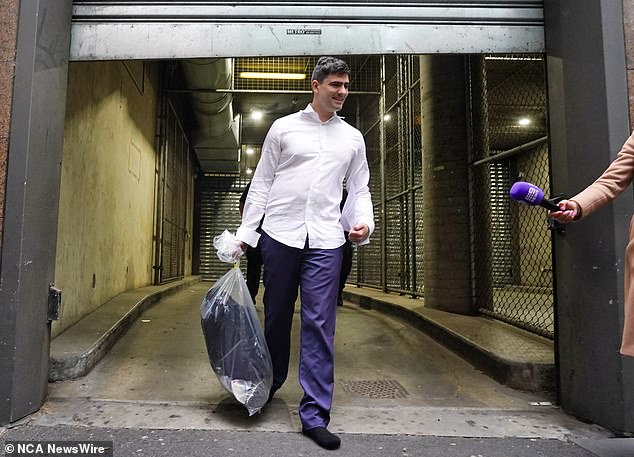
[302,427,341,450]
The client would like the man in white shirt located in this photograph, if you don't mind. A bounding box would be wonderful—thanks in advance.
[236,56,374,450]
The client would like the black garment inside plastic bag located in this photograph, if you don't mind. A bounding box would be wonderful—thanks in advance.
[200,266,272,416]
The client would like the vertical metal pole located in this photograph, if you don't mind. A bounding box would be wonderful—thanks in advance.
[153,76,170,285]
[398,57,407,291]
[355,97,361,285]
[179,136,186,278]
[408,56,418,296]
[465,56,478,307]
[153,64,166,285]
[380,56,388,292]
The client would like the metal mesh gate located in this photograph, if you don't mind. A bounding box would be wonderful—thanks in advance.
[349,56,424,296]
[469,55,553,338]
[385,56,423,295]
[348,54,553,338]
[155,95,196,284]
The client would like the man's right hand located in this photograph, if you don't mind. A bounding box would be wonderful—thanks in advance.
[227,240,247,264]
[348,224,369,244]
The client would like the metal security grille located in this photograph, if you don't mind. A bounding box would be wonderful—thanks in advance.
[350,57,383,288]
[155,96,195,284]
[384,56,422,295]
[234,57,314,92]
[197,175,250,281]
[347,54,553,338]
[469,55,553,338]
[349,56,423,296]
[234,56,382,93]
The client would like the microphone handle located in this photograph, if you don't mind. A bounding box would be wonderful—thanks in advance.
[539,198,561,212]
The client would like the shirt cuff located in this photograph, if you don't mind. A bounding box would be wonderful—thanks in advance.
[355,237,370,247]
[358,219,375,237]
[236,226,261,248]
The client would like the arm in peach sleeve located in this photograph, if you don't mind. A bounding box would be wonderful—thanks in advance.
[570,133,634,220]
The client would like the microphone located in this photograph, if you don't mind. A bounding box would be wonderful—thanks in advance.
[509,181,561,212]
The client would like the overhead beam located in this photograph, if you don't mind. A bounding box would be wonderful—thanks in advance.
[70,1,544,60]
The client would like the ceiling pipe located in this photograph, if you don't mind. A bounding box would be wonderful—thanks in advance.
[180,58,240,172]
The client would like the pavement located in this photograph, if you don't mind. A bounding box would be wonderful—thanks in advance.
[1,425,625,457]
[2,280,633,456]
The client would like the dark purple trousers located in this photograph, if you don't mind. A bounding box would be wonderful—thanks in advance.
[259,231,344,429]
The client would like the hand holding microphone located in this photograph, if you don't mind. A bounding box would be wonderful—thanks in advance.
[548,199,579,223]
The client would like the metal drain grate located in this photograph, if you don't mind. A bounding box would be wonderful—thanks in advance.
[340,379,408,399]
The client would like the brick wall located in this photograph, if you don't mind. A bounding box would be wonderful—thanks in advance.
[625,0,634,130]
[0,0,19,256]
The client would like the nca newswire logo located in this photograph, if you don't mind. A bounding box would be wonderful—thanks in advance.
[4,441,113,456]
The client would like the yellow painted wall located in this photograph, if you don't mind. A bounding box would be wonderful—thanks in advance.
[53,61,160,337]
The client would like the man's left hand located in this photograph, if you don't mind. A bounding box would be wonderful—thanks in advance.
[348,224,369,243]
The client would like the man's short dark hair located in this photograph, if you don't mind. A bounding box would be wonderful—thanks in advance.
[311,56,351,83]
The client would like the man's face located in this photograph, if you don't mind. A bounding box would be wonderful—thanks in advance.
[312,73,350,114]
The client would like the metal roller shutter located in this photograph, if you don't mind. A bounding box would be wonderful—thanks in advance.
[197,175,249,282]
[70,1,544,60]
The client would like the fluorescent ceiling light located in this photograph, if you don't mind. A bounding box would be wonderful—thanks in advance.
[518,117,531,126]
[239,72,307,80]
[485,56,543,61]
[251,111,263,121]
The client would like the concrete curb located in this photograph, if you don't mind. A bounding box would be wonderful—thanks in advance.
[49,276,202,381]
[343,289,555,393]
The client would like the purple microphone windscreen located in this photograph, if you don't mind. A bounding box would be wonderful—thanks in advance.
[509,181,544,206]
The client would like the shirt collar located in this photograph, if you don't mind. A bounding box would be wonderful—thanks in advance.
[301,103,343,124]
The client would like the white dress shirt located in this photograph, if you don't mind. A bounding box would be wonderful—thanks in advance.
[236,104,375,249]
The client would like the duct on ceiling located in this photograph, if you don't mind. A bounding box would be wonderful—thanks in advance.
[181,58,240,173]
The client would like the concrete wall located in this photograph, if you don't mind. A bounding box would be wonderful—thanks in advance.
[0,0,19,256]
[625,0,634,130]
[53,61,160,337]
[545,0,634,432]
[1,0,73,424]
